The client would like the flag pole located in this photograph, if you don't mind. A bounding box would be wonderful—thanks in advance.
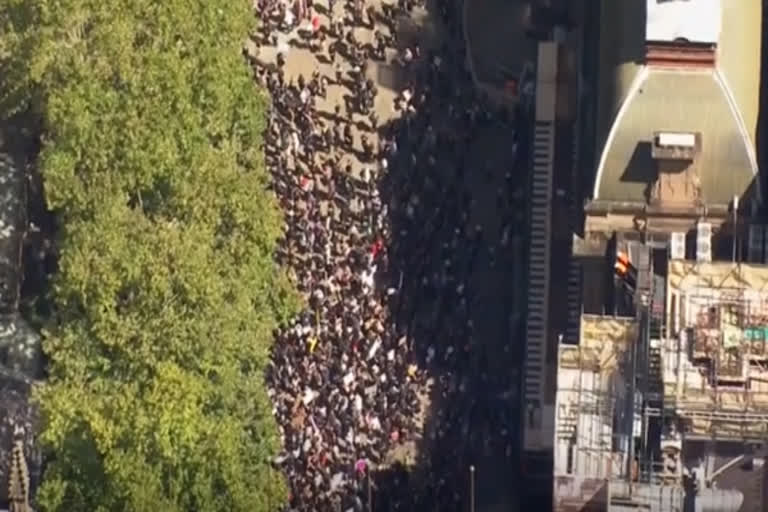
[732,195,739,263]
[469,465,476,512]
[368,464,373,512]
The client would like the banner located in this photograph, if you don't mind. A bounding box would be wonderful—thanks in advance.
[722,324,741,349]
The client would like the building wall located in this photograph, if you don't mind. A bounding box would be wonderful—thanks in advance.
[719,0,762,142]
[664,260,768,436]
[554,316,639,509]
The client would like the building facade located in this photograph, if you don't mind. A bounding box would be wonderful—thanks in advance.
[526,0,768,510]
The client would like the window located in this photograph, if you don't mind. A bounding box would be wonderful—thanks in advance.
[566,438,575,474]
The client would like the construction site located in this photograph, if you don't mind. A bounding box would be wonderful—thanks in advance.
[554,249,768,511]
[519,0,768,510]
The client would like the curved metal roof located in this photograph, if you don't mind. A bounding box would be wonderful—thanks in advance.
[591,0,761,206]
[593,68,758,204]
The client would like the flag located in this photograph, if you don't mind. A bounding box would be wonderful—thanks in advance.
[370,239,384,258]
[354,458,368,473]
[308,336,318,353]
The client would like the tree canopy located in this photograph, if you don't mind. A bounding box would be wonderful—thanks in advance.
[0,0,298,510]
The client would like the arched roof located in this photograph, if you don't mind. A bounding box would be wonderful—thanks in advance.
[593,68,758,204]
[591,0,761,206]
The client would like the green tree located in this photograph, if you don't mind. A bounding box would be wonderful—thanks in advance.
[0,0,298,510]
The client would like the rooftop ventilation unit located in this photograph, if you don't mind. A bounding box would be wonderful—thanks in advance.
[670,232,686,260]
[652,131,701,160]
[658,132,696,147]
[696,222,712,262]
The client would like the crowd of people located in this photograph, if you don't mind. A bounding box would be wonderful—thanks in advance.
[253,0,526,508]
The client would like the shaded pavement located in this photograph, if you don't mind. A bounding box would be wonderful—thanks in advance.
[253,0,533,509]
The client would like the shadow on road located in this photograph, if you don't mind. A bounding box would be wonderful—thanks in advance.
[368,0,531,509]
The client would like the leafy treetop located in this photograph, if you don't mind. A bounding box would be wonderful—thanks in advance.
[0,0,299,510]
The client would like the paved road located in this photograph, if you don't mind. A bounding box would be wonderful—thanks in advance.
[256,0,531,510]
[464,0,536,90]
[463,124,525,512]
[253,0,441,178]
[461,2,539,510]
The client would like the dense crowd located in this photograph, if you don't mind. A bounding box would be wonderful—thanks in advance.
[253,0,524,509]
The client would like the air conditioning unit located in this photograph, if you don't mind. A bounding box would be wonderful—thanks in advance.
[749,224,766,263]
[696,222,712,262]
[670,232,686,260]
[657,132,695,148]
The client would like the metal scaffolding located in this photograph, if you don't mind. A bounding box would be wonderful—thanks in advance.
[553,315,636,510]
[664,261,768,438]
[555,256,768,511]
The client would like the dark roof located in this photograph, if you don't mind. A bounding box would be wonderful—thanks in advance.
[591,0,761,206]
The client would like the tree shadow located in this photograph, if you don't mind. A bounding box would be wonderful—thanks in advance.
[21,151,58,328]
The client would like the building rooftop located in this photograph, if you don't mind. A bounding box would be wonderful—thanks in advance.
[646,0,722,44]
[594,69,758,204]
[667,259,768,293]
[592,0,761,207]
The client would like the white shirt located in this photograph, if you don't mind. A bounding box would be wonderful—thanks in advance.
[302,387,318,405]
[367,338,381,360]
